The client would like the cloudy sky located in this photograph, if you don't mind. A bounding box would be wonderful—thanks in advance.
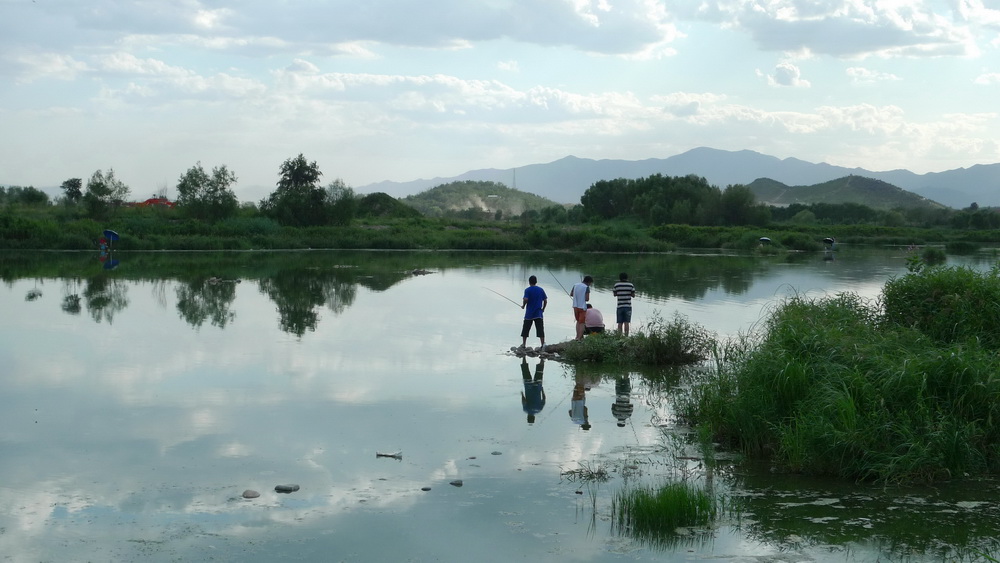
[3,0,1000,200]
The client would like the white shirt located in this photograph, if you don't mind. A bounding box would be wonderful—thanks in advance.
[571,282,589,309]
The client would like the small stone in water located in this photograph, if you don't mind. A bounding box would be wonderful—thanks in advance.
[491,451,502,456]
[421,486,431,491]
[275,484,300,493]
[242,490,260,499]
[449,480,463,487]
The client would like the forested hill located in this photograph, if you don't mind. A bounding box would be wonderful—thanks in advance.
[402,181,561,218]
[747,175,947,211]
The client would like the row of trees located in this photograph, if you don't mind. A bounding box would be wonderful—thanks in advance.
[575,173,1000,229]
[6,162,999,231]
[0,185,50,206]
[27,154,357,225]
[579,174,771,227]
[257,154,356,226]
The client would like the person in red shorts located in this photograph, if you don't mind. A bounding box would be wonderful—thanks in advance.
[569,275,592,341]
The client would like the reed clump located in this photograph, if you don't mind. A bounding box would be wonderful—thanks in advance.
[680,265,1000,484]
[611,482,717,541]
[561,312,714,366]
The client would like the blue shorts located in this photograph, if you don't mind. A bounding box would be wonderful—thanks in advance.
[616,307,632,324]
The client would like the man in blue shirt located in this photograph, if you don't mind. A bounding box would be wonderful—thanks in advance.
[520,275,548,351]
[520,357,546,424]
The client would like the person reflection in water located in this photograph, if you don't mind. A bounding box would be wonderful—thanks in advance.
[520,357,546,424]
[569,378,591,431]
[612,375,634,428]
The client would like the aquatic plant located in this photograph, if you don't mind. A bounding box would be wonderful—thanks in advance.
[679,285,1000,484]
[560,312,715,366]
[611,482,717,540]
[921,245,947,265]
[561,461,611,483]
[882,263,1000,350]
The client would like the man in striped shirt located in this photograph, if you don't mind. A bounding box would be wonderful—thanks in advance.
[612,272,636,336]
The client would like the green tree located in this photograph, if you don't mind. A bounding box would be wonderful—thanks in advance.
[668,200,692,224]
[60,178,83,204]
[176,162,239,221]
[881,210,906,227]
[790,209,817,224]
[539,205,567,223]
[325,179,357,226]
[83,169,131,219]
[581,178,635,220]
[0,186,50,207]
[720,184,757,226]
[260,154,326,226]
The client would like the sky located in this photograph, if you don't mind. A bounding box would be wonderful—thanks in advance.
[3,0,1000,202]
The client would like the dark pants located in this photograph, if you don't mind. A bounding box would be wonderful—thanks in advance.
[521,318,545,338]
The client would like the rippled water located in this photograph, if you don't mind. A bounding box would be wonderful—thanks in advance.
[1,248,997,562]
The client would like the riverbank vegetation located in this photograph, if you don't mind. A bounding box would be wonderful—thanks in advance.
[680,263,1000,485]
[611,482,718,544]
[560,313,715,366]
[3,155,1000,251]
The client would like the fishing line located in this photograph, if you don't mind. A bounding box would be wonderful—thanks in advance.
[484,286,521,308]
[547,269,570,296]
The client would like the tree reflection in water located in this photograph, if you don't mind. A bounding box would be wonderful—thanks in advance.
[257,268,360,337]
[175,278,238,329]
[82,275,129,324]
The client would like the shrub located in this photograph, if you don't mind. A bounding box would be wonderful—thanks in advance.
[561,312,714,366]
[680,290,1000,484]
[882,264,1000,350]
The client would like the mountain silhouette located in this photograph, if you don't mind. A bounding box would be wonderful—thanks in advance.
[358,147,997,209]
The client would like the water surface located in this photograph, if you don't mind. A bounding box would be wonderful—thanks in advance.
[1,249,998,562]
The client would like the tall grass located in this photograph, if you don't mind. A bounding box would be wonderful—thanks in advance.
[611,482,717,543]
[679,272,1000,484]
[883,263,1000,350]
[560,312,715,366]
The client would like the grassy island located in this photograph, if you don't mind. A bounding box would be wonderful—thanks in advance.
[681,262,1000,485]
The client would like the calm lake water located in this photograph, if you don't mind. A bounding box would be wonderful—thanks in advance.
[1,248,998,562]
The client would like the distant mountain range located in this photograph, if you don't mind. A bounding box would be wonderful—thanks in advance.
[358,147,1000,209]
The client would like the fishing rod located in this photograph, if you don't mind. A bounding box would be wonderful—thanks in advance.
[484,287,521,308]
[547,269,570,296]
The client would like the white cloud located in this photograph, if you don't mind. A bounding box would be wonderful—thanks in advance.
[497,60,520,72]
[955,0,1000,29]
[973,71,1000,84]
[5,52,89,84]
[654,92,728,117]
[1,0,682,62]
[846,66,902,84]
[764,61,812,87]
[675,1,977,58]
[2,0,1000,189]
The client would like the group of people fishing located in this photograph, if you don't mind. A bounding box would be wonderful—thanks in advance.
[519,272,636,351]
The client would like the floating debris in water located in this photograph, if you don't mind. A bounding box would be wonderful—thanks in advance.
[376,451,403,460]
[421,486,432,491]
[449,480,463,487]
[274,484,300,493]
